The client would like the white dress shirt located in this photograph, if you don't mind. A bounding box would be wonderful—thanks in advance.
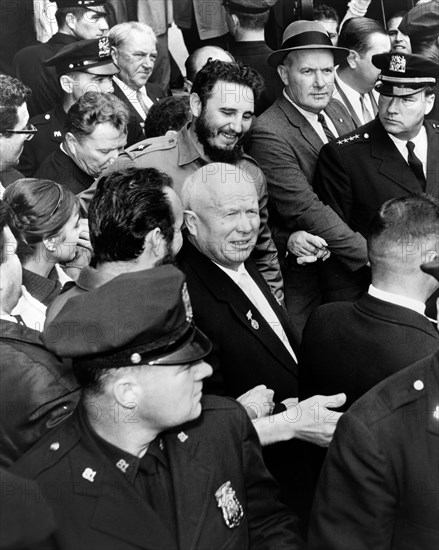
[387,125,428,178]
[113,76,153,119]
[334,72,377,126]
[368,284,426,316]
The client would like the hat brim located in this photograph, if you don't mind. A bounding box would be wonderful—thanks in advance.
[420,261,439,281]
[267,45,350,68]
[62,61,119,76]
[147,325,212,366]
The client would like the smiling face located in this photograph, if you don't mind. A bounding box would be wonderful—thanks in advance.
[387,16,411,54]
[192,80,254,163]
[112,30,157,90]
[378,88,435,140]
[187,171,260,271]
[278,49,335,114]
[67,122,127,177]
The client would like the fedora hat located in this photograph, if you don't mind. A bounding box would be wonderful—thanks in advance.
[267,20,350,68]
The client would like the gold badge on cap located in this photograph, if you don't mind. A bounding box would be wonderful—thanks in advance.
[215,481,244,528]
[98,37,110,57]
[389,54,406,73]
[181,283,193,322]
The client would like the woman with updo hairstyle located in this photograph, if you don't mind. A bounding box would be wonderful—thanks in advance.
[3,178,82,330]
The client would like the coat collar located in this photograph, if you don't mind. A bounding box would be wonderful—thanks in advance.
[276,95,322,154]
[0,318,47,347]
[179,239,299,371]
[74,266,117,292]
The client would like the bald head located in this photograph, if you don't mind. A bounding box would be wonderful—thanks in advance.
[183,163,260,271]
[185,46,234,84]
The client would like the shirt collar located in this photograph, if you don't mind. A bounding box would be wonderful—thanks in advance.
[283,89,319,123]
[387,124,427,151]
[368,284,426,316]
[177,123,206,167]
[214,261,246,284]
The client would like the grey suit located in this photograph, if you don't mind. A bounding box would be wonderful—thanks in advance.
[247,94,368,335]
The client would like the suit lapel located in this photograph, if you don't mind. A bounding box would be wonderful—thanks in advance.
[325,99,355,136]
[112,78,144,125]
[182,241,298,375]
[165,429,213,550]
[425,121,439,196]
[277,95,322,154]
[370,120,424,194]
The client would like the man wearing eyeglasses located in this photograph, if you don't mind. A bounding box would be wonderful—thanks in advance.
[0,75,36,196]
[109,22,166,139]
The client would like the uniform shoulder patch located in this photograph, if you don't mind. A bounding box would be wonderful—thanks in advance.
[335,131,368,147]
[124,131,179,160]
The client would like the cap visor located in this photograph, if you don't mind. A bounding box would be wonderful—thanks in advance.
[81,62,119,76]
[267,45,349,68]
[148,326,212,366]
[421,261,439,281]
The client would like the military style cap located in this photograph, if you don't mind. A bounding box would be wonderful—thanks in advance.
[267,20,350,68]
[373,52,438,97]
[398,1,439,42]
[223,0,277,14]
[421,260,439,281]
[55,0,108,13]
[45,37,119,76]
[43,265,212,369]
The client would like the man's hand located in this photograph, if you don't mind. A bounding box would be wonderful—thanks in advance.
[78,218,92,251]
[287,231,331,264]
[237,385,275,420]
[288,393,346,447]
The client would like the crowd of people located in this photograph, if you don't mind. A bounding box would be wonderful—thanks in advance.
[0,0,439,548]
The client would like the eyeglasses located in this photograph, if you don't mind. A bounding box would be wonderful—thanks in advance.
[2,123,37,140]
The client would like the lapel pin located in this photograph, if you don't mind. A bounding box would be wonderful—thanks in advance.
[82,468,96,483]
[215,481,244,528]
[246,310,259,330]
[116,459,129,473]
[178,431,188,443]
[434,405,439,420]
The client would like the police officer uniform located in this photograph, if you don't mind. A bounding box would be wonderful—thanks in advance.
[12,0,108,117]
[309,260,439,549]
[10,266,304,550]
[314,52,439,301]
[19,36,120,177]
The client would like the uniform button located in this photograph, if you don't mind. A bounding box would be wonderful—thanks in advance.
[63,405,68,410]
[45,114,50,120]
[413,380,424,391]
[364,133,369,139]
[50,442,60,451]
[169,138,175,144]
[131,352,141,364]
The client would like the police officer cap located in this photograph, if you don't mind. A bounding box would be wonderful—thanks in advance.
[43,265,212,370]
[267,20,350,68]
[398,1,439,42]
[420,260,439,282]
[373,52,438,97]
[55,0,108,13]
[45,37,119,76]
[223,0,278,14]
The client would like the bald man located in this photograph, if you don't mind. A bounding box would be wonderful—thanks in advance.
[184,45,234,89]
[178,162,345,525]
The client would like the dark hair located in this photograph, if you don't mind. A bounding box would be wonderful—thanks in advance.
[387,11,407,25]
[3,178,79,260]
[230,10,269,31]
[338,17,387,56]
[65,91,128,141]
[368,194,439,263]
[314,3,340,24]
[144,96,191,138]
[0,200,11,265]
[89,166,175,264]
[191,59,264,105]
[72,363,117,393]
[0,75,31,133]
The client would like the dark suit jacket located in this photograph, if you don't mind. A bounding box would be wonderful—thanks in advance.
[309,352,439,550]
[35,147,94,194]
[11,396,305,550]
[314,118,439,237]
[247,94,367,267]
[178,240,315,524]
[112,78,165,146]
[300,293,439,410]
[178,239,299,400]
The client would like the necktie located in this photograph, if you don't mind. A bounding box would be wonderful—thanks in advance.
[317,113,336,142]
[406,141,426,190]
[12,314,26,326]
[136,90,149,119]
[359,94,373,123]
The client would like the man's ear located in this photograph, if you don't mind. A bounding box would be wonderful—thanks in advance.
[64,12,77,32]
[346,50,358,69]
[148,227,164,257]
[112,373,139,410]
[42,237,56,252]
[110,46,119,66]
[60,74,75,94]
[425,91,435,116]
[277,64,289,86]
[190,93,202,118]
[184,210,198,236]
[64,132,78,154]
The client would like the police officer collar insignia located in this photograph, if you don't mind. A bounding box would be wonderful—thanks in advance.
[215,481,244,528]
[182,283,193,322]
[98,37,110,58]
[389,55,406,74]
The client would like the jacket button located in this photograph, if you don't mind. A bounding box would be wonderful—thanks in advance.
[413,380,424,391]
[50,442,60,451]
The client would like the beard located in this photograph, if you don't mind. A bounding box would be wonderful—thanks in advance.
[194,109,245,164]
[154,238,176,267]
